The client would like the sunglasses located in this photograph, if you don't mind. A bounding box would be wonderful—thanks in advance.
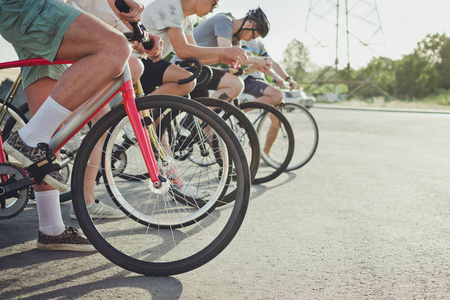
[212,0,219,9]
[241,28,258,39]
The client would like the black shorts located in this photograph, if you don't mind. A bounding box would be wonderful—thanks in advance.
[243,77,270,98]
[190,67,227,99]
[140,59,172,94]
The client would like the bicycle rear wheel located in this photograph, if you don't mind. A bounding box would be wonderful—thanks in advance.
[72,95,250,276]
[239,101,294,184]
[278,103,319,171]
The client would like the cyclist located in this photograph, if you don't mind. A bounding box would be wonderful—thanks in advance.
[240,38,297,155]
[63,0,163,220]
[138,0,248,98]
[241,38,297,105]
[0,0,161,251]
[135,0,248,198]
[189,7,272,99]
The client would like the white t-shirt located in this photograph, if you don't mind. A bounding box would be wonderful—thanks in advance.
[141,0,194,58]
[65,0,130,33]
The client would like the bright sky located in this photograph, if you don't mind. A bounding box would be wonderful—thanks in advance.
[2,0,450,70]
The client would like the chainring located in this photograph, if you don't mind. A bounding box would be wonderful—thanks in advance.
[0,163,31,220]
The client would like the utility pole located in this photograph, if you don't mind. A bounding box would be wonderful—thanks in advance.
[303,0,389,99]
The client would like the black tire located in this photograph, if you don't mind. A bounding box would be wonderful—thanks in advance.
[72,95,250,276]
[239,101,294,184]
[277,103,319,171]
[193,97,260,205]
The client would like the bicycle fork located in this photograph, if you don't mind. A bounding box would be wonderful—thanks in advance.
[120,78,167,191]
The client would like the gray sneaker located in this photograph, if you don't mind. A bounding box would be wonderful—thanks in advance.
[3,132,68,192]
[70,200,125,219]
[37,226,95,252]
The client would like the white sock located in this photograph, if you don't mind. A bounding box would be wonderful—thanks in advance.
[18,96,72,147]
[35,190,65,236]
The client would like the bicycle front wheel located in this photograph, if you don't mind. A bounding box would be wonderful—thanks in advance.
[193,97,260,205]
[278,103,319,171]
[71,95,251,276]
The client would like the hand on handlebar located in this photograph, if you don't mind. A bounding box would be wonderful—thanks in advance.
[219,47,248,66]
[132,34,164,62]
[272,75,285,88]
[118,0,144,23]
[253,57,272,73]
[287,78,297,91]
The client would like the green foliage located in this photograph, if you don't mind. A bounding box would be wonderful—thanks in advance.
[413,33,447,64]
[356,57,396,98]
[278,32,450,102]
[395,53,438,99]
[281,39,311,84]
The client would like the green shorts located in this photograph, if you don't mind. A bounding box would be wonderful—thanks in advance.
[0,0,83,88]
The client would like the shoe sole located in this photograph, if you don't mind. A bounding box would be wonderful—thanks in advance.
[36,242,96,252]
[4,141,69,192]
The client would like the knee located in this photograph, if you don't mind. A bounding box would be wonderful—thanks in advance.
[265,88,284,105]
[227,77,245,99]
[177,79,196,96]
[273,89,284,104]
[184,79,196,95]
[174,67,196,96]
[104,33,131,76]
[129,57,144,84]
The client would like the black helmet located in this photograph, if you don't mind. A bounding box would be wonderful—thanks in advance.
[247,7,270,38]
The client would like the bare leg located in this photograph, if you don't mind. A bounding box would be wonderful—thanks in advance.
[254,86,284,155]
[210,73,244,101]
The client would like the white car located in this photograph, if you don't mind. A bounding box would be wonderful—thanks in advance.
[282,88,315,109]
[239,88,315,109]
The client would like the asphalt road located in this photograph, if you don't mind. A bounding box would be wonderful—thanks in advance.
[1,107,449,299]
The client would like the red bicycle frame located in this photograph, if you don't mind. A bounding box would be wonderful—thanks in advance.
[0,58,162,187]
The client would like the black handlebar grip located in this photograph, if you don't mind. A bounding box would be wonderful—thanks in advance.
[115,0,130,13]
[115,0,138,29]
[115,0,154,50]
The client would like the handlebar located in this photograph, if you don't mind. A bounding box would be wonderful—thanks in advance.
[114,0,204,86]
[176,58,203,85]
[115,0,154,50]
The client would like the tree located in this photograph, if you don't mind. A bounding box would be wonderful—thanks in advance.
[414,33,447,65]
[354,57,396,98]
[436,37,450,90]
[281,39,312,84]
[395,53,438,99]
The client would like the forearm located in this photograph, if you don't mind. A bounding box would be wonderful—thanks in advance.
[201,58,221,65]
[175,44,224,61]
[244,56,262,66]
[272,61,290,80]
